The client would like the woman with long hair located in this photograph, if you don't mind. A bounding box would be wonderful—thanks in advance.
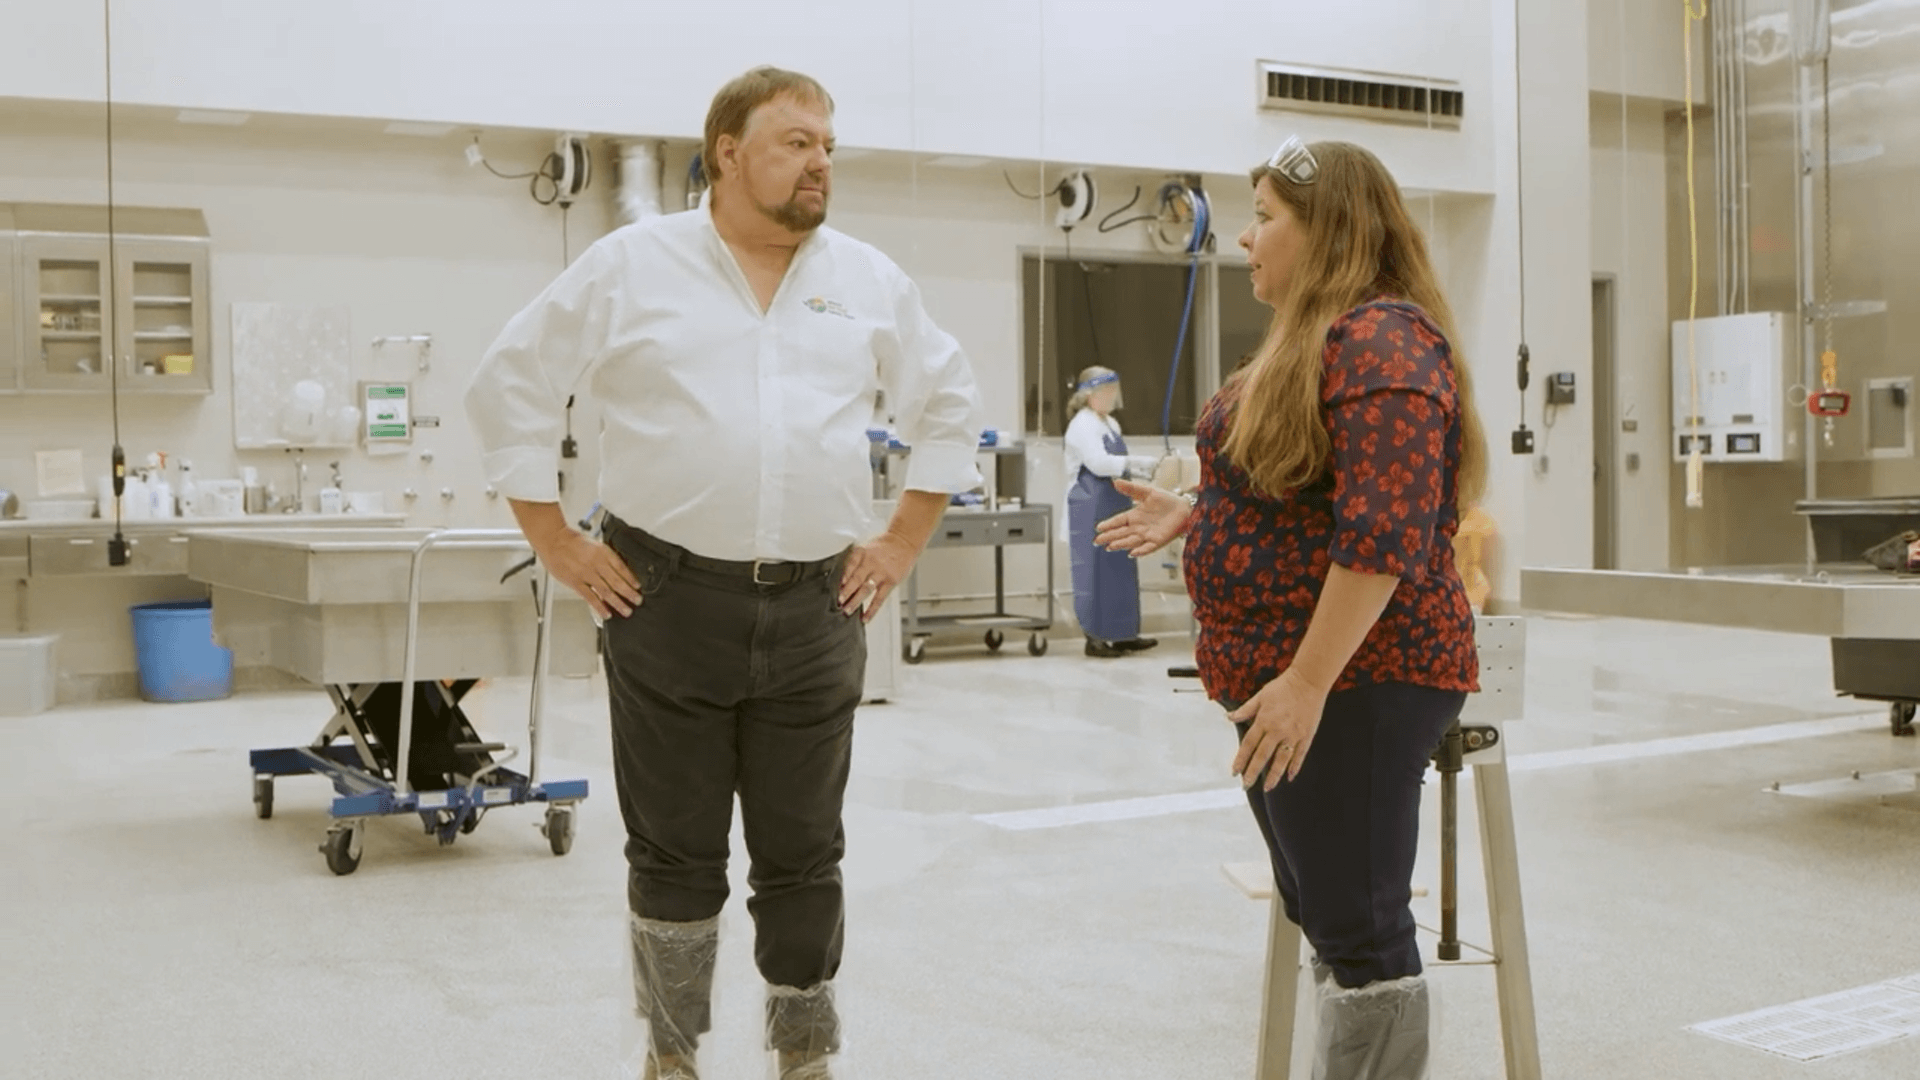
[1097,137,1487,1078]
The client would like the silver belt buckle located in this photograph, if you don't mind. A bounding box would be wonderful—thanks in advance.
[752,559,779,586]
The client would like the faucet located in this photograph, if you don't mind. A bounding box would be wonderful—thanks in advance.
[285,450,307,513]
[329,461,343,489]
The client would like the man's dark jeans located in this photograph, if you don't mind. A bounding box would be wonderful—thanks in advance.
[602,517,866,1052]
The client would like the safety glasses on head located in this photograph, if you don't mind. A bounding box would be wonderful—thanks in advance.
[1266,136,1318,186]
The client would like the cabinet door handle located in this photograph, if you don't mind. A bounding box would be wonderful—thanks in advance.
[168,536,189,544]
[68,538,96,547]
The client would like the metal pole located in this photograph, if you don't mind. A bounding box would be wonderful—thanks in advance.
[393,529,446,796]
[527,564,557,789]
[1434,723,1464,961]
[1797,61,1820,569]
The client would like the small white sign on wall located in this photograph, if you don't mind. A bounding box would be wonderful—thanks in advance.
[362,382,412,445]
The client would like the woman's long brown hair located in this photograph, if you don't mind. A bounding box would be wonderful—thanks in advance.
[1221,141,1487,509]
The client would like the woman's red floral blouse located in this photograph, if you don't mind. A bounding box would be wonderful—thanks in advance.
[1183,300,1480,707]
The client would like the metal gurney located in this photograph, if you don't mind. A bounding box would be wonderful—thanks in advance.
[188,527,598,875]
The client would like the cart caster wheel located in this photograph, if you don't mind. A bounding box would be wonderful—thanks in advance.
[904,638,927,665]
[1893,702,1916,737]
[985,629,1005,652]
[321,824,363,876]
[253,776,273,820]
[543,805,576,856]
[1027,634,1049,657]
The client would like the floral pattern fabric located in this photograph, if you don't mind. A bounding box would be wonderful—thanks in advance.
[1183,300,1480,706]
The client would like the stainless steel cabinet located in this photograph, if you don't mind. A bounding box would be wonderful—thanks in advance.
[10,204,212,395]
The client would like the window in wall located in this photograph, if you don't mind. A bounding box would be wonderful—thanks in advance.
[1217,264,1275,377]
[1022,255,1205,437]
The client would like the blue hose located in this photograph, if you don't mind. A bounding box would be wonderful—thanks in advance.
[1160,184,1210,451]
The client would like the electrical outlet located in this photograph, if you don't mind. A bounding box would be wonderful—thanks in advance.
[464,142,483,167]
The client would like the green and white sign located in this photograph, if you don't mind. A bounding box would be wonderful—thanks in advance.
[363,383,412,443]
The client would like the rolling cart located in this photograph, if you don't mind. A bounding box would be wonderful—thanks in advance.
[192,528,595,876]
[900,504,1054,663]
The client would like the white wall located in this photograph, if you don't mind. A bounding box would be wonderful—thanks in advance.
[0,104,614,531]
[1589,0,1710,103]
[0,0,1498,195]
[0,0,1610,624]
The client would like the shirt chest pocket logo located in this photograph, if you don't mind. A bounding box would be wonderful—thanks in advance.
[804,296,856,320]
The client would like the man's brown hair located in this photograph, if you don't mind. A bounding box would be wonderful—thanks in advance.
[703,66,835,179]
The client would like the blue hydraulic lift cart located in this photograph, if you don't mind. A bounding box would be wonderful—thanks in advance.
[246,529,589,875]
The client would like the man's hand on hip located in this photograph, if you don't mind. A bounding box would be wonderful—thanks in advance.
[509,498,641,620]
[543,530,643,620]
[838,532,916,623]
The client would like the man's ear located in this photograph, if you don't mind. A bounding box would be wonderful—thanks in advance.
[712,134,739,182]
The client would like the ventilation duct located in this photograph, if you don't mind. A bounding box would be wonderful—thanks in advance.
[1256,61,1463,129]
[614,140,666,226]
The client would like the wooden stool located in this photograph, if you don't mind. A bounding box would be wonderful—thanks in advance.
[1221,616,1542,1079]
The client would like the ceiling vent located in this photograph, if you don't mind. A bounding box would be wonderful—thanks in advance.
[1257,61,1463,130]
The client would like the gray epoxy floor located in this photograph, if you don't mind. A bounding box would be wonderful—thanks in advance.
[5,614,1920,1079]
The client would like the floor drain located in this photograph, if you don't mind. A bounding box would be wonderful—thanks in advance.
[1691,980,1920,1061]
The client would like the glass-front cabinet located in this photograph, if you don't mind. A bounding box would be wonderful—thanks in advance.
[8,204,211,395]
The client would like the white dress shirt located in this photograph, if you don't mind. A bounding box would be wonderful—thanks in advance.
[465,199,983,562]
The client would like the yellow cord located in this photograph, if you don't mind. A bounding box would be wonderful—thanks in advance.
[1684,0,1709,509]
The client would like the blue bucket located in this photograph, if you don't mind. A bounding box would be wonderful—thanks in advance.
[130,600,234,703]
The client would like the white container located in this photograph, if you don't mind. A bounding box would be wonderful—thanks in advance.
[317,487,344,515]
[22,498,95,521]
[0,635,57,716]
[148,477,175,519]
[198,480,244,517]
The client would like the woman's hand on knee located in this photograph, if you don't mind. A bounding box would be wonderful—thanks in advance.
[1228,669,1327,790]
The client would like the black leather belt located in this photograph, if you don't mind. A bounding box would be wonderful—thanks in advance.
[604,515,841,586]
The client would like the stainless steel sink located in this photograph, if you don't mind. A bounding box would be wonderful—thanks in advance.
[188,528,599,684]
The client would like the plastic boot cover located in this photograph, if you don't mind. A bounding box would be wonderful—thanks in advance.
[627,913,720,1079]
[1313,974,1430,1080]
[767,981,840,1080]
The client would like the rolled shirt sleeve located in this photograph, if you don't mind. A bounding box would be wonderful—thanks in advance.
[464,238,622,503]
[1322,305,1458,582]
[878,270,984,493]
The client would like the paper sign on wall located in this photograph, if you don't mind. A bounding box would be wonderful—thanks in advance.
[362,383,412,444]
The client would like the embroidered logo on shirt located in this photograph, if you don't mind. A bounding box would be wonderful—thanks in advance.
[804,297,855,319]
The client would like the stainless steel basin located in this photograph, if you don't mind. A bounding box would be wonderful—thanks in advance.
[188,528,599,684]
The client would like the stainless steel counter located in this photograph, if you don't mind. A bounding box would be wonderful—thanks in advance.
[0,514,405,578]
[188,527,598,685]
[1521,564,1920,640]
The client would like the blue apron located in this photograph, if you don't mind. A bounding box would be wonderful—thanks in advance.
[1068,429,1141,643]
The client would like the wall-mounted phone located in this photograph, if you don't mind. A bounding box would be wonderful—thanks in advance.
[1545,371,1577,406]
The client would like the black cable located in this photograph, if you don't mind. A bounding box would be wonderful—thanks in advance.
[102,0,127,554]
[1078,256,1105,370]
[1004,169,1065,201]
[1510,0,1534,453]
[1097,185,1155,232]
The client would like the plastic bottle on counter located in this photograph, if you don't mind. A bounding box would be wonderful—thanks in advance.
[176,458,198,519]
[147,452,174,519]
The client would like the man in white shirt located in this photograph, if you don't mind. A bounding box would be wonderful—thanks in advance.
[464,66,982,1080]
